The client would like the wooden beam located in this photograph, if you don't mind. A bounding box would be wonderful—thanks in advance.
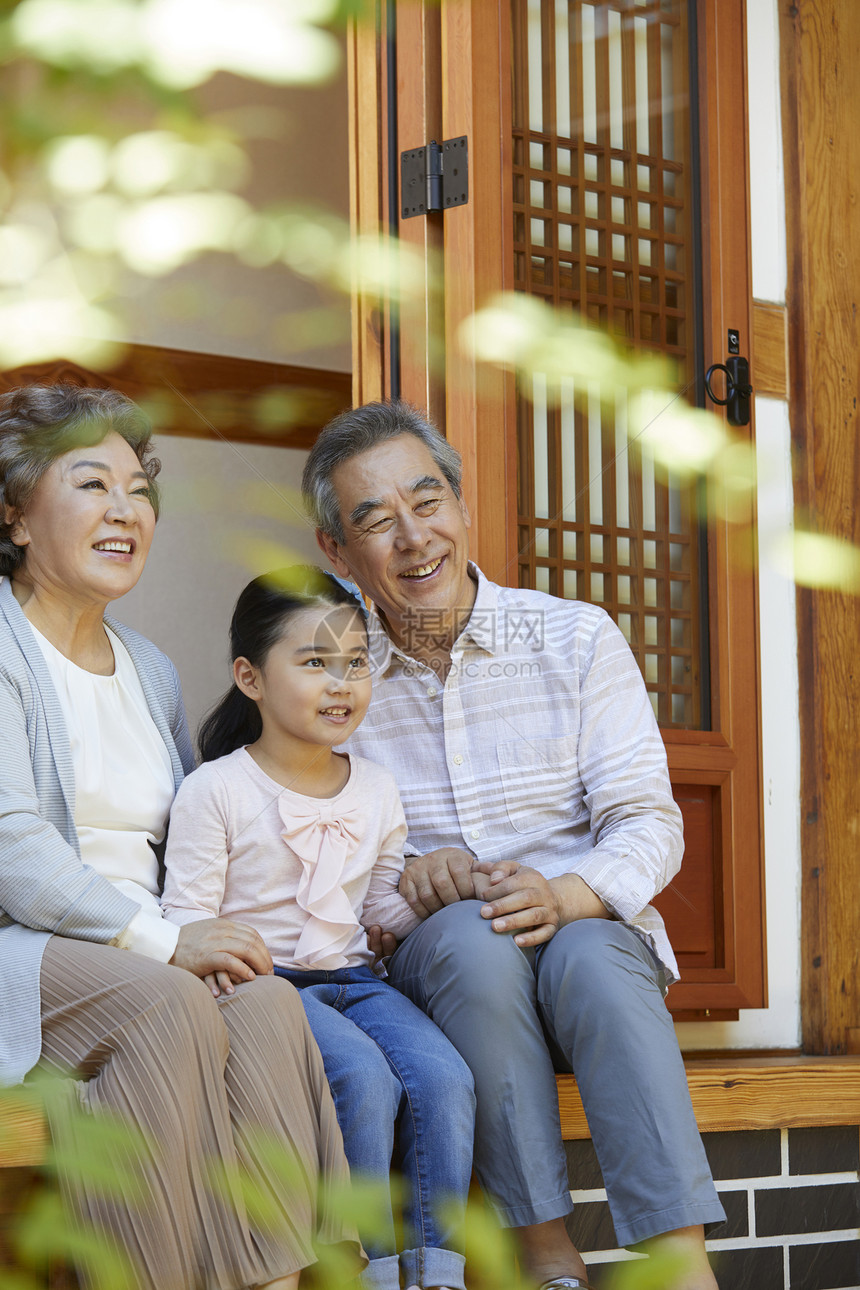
[752,300,788,399]
[557,1055,860,1139]
[0,346,352,450]
[780,0,860,1054]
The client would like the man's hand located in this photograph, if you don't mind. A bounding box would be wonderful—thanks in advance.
[474,865,610,948]
[365,925,399,963]
[170,918,274,984]
[474,862,561,947]
[398,847,476,917]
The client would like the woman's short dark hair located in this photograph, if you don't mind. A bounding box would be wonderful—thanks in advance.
[301,399,463,543]
[198,566,366,763]
[0,384,161,577]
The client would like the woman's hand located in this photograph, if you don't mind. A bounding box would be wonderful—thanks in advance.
[202,971,244,999]
[169,918,274,986]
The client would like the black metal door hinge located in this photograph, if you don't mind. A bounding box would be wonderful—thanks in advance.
[401,137,468,219]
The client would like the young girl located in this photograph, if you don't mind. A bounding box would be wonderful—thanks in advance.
[162,568,476,1290]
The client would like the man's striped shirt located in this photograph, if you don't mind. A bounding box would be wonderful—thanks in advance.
[344,565,683,982]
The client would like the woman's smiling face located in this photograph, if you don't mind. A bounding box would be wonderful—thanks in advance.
[9,430,156,607]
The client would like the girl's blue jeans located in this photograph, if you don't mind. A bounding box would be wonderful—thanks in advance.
[274,964,475,1290]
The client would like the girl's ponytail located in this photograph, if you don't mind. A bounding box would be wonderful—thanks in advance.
[198,683,262,763]
[196,565,365,763]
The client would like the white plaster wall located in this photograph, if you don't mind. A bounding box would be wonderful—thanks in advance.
[745,0,787,306]
[675,0,801,1050]
[118,434,319,736]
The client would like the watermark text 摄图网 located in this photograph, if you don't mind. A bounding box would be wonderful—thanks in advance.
[398,606,546,658]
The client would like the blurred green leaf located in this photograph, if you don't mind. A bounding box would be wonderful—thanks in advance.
[458,1199,518,1288]
[604,1248,696,1289]
[461,292,675,397]
[13,1189,137,1289]
[7,0,344,89]
[46,1113,153,1202]
[0,1271,42,1290]
[771,529,860,593]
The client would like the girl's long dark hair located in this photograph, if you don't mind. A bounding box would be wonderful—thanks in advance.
[198,567,365,763]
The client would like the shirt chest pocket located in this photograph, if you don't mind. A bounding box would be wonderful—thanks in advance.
[495,736,578,835]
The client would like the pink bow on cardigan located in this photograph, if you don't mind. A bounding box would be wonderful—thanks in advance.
[278,797,363,969]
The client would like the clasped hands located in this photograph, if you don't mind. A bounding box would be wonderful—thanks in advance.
[365,847,610,960]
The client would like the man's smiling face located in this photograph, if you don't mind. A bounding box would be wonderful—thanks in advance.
[316,433,476,652]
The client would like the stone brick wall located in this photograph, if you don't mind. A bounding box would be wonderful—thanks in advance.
[564,1125,860,1288]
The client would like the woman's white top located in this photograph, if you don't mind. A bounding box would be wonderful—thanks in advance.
[30,623,179,962]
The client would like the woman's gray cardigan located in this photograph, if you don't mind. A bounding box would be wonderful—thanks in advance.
[0,578,195,1084]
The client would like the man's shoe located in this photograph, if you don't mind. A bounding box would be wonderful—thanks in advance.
[537,1279,594,1290]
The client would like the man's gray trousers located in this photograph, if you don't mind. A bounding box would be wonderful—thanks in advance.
[387,902,725,1247]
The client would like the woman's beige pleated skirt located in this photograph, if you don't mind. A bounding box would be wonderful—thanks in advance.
[38,936,363,1289]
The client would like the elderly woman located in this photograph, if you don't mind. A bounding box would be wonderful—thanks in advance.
[0,384,360,1290]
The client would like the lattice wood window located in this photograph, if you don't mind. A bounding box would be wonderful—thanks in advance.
[512,0,704,728]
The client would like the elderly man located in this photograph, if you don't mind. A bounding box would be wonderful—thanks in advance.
[302,400,723,1290]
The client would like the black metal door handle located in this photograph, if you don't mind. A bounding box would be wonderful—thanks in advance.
[705,355,752,426]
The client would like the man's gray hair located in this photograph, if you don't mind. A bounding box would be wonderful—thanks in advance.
[302,400,463,543]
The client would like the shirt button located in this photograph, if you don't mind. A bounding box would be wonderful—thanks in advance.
[470,829,480,840]
[427,686,438,698]
[452,754,464,766]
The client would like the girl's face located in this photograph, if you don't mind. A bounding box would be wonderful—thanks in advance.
[235,603,372,750]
